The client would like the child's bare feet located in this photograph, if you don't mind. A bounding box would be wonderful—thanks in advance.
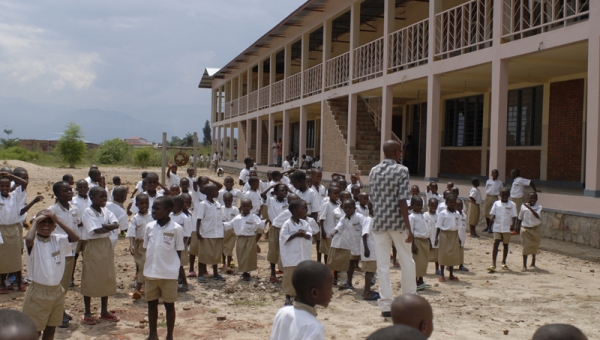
[146,334,159,340]
[521,267,527,272]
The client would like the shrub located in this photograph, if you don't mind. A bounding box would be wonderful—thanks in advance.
[96,138,130,164]
[0,146,41,162]
[56,123,86,168]
[133,148,153,168]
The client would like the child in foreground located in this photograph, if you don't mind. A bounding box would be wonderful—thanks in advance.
[519,192,542,272]
[127,194,152,300]
[488,188,517,272]
[270,260,332,340]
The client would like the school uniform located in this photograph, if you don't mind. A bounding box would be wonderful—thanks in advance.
[270,302,325,340]
[313,184,327,199]
[510,176,531,214]
[190,190,207,257]
[242,189,263,215]
[129,190,164,215]
[360,218,377,273]
[456,210,467,264]
[490,200,518,244]
[47,202,80,292]
[0,187,26,274]
[519,203,543,255]
[436,209,460,267]
[468,187,483,226]
[318,200,339,256]
[221,206,240,257]
[426,192,444,204]
[436,201,447,215]
[282,160,291,172]
[280,218,313,296]
[243,180,269,194]
[134,180,144,193]
[170,211,193,267]
[265,197,288,264]
[143,220,185,303]
[126,212,154,283]
[167,172,180,187]
[345,183,359,193]
[224,214,265,273]
[105,202,128,248]
[22,233,72,332]
[71,195,91,253]
[293,187,322,242]
[80,206,118,297]
[329,213,368,271]
[196,200,224,265]
[356,203,369,217]
[424,212,439,263]
[218,188,242,207]
[239,168,251,185]
[484,178,503,218]
[410,212,430,277]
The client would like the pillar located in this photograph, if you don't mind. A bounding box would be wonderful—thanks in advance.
[256,116,263,165]
[268,113,275,165]
[284,44,292,101]
[322,18,332,93]
[283,110,291,159]
[299,106,308,158]
[585,35,600,197]
[348,1,360,82]
[424,74,441,181]
[489,59,509,182]
[246,119,252,158]
[347,94,358,174]
[301,32,309,97]
[428,0,442,63]
[229,123,234,161]
[382,0,395,74]
[212,126,217,155]
[481,92,491,176]
[381,85,394,161]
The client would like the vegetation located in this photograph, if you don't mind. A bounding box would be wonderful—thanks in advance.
[202,120,212,146]
[56,123,87,168]
[0,146,41,162]
[95,138,130,164]
[0,129,19,148]
[132,148,153,168]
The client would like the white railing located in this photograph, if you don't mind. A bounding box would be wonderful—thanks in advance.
[231,98,239,117]
[239,95,247,115]
[286,73,302,102]
[389,19,429,72]
[224,101,231,119]
[259,86,270,109]
[325,52,350,90]
[362,96,402,145]
[353,37,384,82]
[271,80,284,106]
[502,0,589,40]
[248,90,258,112]
[435,0,493,59]
[303,64,323,97]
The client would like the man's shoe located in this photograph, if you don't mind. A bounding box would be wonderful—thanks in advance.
[381,311,392,318]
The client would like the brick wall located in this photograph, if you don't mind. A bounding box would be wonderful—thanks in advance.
[440,149,481,175]
[322,101,356,173]
[548,79,584,182]
[506,150,541,180]
[238,121,246,162]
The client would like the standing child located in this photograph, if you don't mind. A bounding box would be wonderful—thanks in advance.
[519,192,542,272]
[131,171,148,199]
[483,169,503,233]
[435,195,460,282]
[319,186,340,266]
[409,197,430,290]
[361,216,378,301]
[129,173,170,215]
[143,196,184,340]
[468,178,483,238]
[263,184,289,282]
[310,169,327,199]
[289,171,322,260]
[510,169,540,215]
[455,200,468,271]
[426,182,443,203]
[218,176,242,207]
[110,176,121,201]
[488,188,518,272]
[70,179,90,286]
[105,186,128,244]
[220,192,240,273]
[127,194,152,300]
[80,187,120,325]
[425,198,440,275]
[243,177,264,216]
[166,163,180,187]
[195,183,225,282]
[169,195,192,292]
[356,192,371,217]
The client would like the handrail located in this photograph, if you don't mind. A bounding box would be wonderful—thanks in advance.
[361,96,402,145]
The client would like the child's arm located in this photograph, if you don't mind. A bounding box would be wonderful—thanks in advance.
[363,234,370,258]
[130,188,138,199]
[285,230,309,243]
[510,217,517,232]
[354,173,363,189]
[529,180,540,193]
[261,184,278,200]
[54,215,80,243]
[20,195,44,215]
[126,202,133,216]
[129,237,136,255]
[434,228,441,246]
[525,203,540,219]
[0,172,28,189]
[196,219,203,240]
[206,178,223,190]
[157,182,173,196]
[331,172,346,179]
[25,213,50,249]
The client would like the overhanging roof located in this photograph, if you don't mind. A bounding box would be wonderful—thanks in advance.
[198,68,221,89]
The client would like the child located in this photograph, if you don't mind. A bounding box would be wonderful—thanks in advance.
[270,260,332,340]
[129,172,170,215]
[356,192,371,216]
[510,169,540,215]
[435,195,460,282]
[467,179,483,238]
[143,196,184,340]
[310,169,327,198]
[186,167,195,185]
[127,194,152,300]
[70,179,90,285]
[224,199,265,281]
[111,176,121,201]
[532,324,588,340]
[290,171,321,255]
[195,183,225,282]
[131,171,148,198]
[409,197,430,290]
[239,157,254,186]
[390,294,434,339]
[282,155,292,172]
[425,198,440,275]
[519,192,542,272]
[455,200,468,271]
[426,182,443,203]
[361,213,378,301]
[221,192,240,273]
[180,193,194,278]
[169,184,181,197]
[62,174,75,186]
[483,169,503,233]
[105,186,128,244]
[166,162,180,187]
[343,172,363,192]
[169,195,192,292]
[22,210,79,339]
[80,187,120,325]
[279,199,314,306]
[243,177,263,216]
[218,176,242,207]
[84,165,98,184]
[436,190,451,215]
[488,188,517,272]
[319,186,340,265]
[263,184,289,282]
[446,182,454,191]
[350,186,361,204]
[179,178,194,205]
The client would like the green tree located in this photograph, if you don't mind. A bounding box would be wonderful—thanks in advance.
[182,132,194,147]
[95,138,130,164]
[133,148,153,168]
[202,120,212,146]
[169,135,182,147]
[0,128,19,148]
[56,122,86,168]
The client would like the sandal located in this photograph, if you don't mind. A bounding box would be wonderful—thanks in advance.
[438,277,447,282]
[197,276,207,283]
[487,266,496,273]
[187,271,197,278]
[99,314,120,323]
[501,264,510,271]
[269,276,278,283]
[338,282,354,290]
[213,275,226,281]
[449,276,460,282]
[275,270,284,275]
[81,316,97,325]
[177,286,189,292]
[363,292,380,301]
[225,267,234,274]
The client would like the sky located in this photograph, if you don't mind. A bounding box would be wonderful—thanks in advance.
[0,0,306,143]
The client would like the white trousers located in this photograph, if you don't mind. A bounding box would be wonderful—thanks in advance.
[372,230,417,312]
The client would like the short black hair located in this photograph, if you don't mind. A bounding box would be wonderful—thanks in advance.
[288,198,305,213]
[180,177,190,184]
[366,325,426,340]
[248,176,259,184]
[88,168,101,178]
[512,169,521,176]
[172,195,184,207]
[328,185,339,194]
[136,193,149,201]
[89,186,105,198]
[76,179,88,186]
[411,196,423,206]
[271,170,282,178]
[532,324,588,340]
[244,157,253,165]
[113,176,121,183]
[154,196,174,211]
[290,171,306,183]
[292,260,331,299]
[146,172,159,180]
[62,174,73,181]
[0,309,39,340]
[52,181,70,194]
[222,192,233,200]
[471,178,480,186]
[274,184,287,192]
[112,186,127,198]
[141,171,148,179]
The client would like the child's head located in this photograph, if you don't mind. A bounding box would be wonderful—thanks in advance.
[248,176,260,190]
[136,193,150,214]
[342,199,356,218]
[311,169,322,185]
[141,171,148,179]
[292,260,333,308]
[427,198,438,214]
[500,188,510,202]
[305,175,313,188]
[240,198,253,215]
[89,168,101,183]
[181,193,192,211]
[170,164,178,173]
[0,309,39,340]
[271,171,282,182]
[351,186,360,200]
[450,187,459,197]
[152,196,174,221]
[288,198,307,219]
[0,176,10,197]
[180,178,190,192]
[350,173,359,184]
[527,192,538,205]
[290,171,307,190]
[172,195,184,213]
[510,169,520,179]
[112,186,127,204]
[411,185,420,197]
[89,186,108,207]
[145,172,159,191]
[244,157,254,169]
[13,167,28,181]
[53,181,73,203]
[445,195,456,212]
[62,174,74,185]
[391,294,434,339]
[187,167,195,177]
[411,196,423,213]
[249,169,258,178]
[366,325,427,340]
[429,182,438,193]
[112,176,121,186]
[446,182,454,190]
[0,166,12,174]
[442,190,451,200]
[328,186,340,202]
[337,178,348,190]
[169,184,181,196]
[34,209,57,237]
[491,169,499,180]
[338,190,351,203]
[274,184,288,200]
[532,324,588,340]
[266,170,273,181]
[76,179,89,197]
[358,192,369,207]
[332,174,340,182]
[198,176,209,191]
[471,178,480,187]
[204,183,219,200]
[223,176,234,190]
[90,164,99,171]
[455,199,463,213]
[222,192,233,208]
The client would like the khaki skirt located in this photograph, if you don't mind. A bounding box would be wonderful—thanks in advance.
[467,203,480,226]
[413,237,430,277]
[180,242,189,266]
[223,229,237,257]
[438,230,461,267]
[0,223,23,274]
[60,256,75,292]
[81,237,116,297]
[510,197,524,214]
[189,232,200,256]
[362,260,377,273]
[133,239,146,282]
[267,227,280,264]
[198,238,223,265]
[459,246,465,265]
[428,248,438,263]
[327,247,350,272]
[483,195,497,218]
[236,236,258,273]
[521,226,541,255]
[319,237,332,256]
[282,266,296,297]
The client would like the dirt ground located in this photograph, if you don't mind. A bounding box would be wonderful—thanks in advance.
[1,160,599,340]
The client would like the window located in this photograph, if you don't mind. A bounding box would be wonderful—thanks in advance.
[444,95,484,146]
[507,86,543,146]
[306,120,315,149]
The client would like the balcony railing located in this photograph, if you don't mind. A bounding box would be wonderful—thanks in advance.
[353,37,384,82]
[239,95,247,115]
[303,64,323,97]
[231,98,239,117]
[224,101,231,119]
[503,0,589,40]
[248,90,258,113]
[389,19,429,72]
[271,80,284,106]
[435,0,493,59]
[259,86,270,109]
[325,52,350,90]
[286,73,302,102]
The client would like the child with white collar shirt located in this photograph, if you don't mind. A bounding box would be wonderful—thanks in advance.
[127,194,153,300]
[262,184,289,282]
[424,198,440,275]
[220,192,240,273]
[319,186,340,265]
[409,197,430,291]
[455,200,468,272]
[169,195,192,292]
[195,183,225,283]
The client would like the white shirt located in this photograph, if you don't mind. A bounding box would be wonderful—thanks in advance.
[436,209,458,231]
[170,211,193,237]
[356,204,369,217]
[490,200,517,233]
[332,213,370,255]
[272,210,292,229]
[224,213,265,236]
[410,212,429,239]
[239,168,251,184]
[0,189,25,225]
[293,187,321,215]
[456,211,467,246]
[242,189,263,215]
[282,161,291,172]
[167,172,180,187]
[85,177,92,185]
[213,153,220,161]
[218,188,242,207]
[71,195,91,238]
[26,234,72,286]
[436,202,447,215]
[143,220,185,280]
[426,192,444,204]
[519,203,542,227]
[221,206,240,223]
[424,212,438,249]
[81,206,118,240]
[312,184,326,198]
[242,181,269,194]
[470,187,484,204]
[510,177,531,198]
[360,220,377,262]
[270,304,324,340]
[47,202,80,256]
[485,179,504,196]
[318,200,340,237]
[312,160,321,169]
[106,202,128,247]
[197,200,224,238]
[135,180,144,193]
[127,213,154,240]
[130,190,164,215]
[265,197,288,223]
[279,218,313,268]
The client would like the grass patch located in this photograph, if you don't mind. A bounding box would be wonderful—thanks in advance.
[157,319,167,328]
[209,308,218,314]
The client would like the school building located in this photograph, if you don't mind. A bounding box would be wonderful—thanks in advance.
[200,0,600,247]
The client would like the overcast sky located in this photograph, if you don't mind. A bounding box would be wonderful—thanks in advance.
[0,0,305,119]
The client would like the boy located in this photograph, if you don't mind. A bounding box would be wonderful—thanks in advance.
[166,162,180,187]
[282,155,292,172]
[129,172,170,215]
[127,194,153,300]
[131,171,148,199]
[169,195,192,292]
[221,192,240,273]
[22,210,79,339]
[426,182,443,203]
[409,197,430,290]
[270,260,332,340]
[391,294,434,339]
[263,184,289,282]
[519,192,542,272]
[425,198,440,275]
[435,195,460,282]
[80,187,120,325]
[532,324,588,340]
[84,165,98,184]
[455,200,468,271]
[105,186,128,244]
[483,169,503,233]
[310,169,327,198]
[488,188,518,272]
[243,177,263,216]
[318,186,340,265]
[110,176,121,201]
[143,196,184,340]
[510,169,540,215]
[290,171,321,257]
[468,178,483,238]
[70,179,91,285]
[62,174,75,186]
[239,157,254,186]
[356,192,371,217]
[361,211,378,301]
[218,176,242,207]
[195,183,225,282]
[224,199,265,281]
[87,169,102,193]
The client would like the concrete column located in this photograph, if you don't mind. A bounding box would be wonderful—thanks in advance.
[246,119,252,158]
[299,106,308,158]
[348,1,360,82]
[428,0,442,62]
[212,126,216,155]
[284,44,292,101]
[268,113,275,165]
[381,85,394,161]
[347,94,358,174]
[425,74,441,182]
[320,101,326,160]
[382,0,395,74]
[229,123,234,161]
[283,110,291,158]
[258,60,264,89]
[217,126,222,158]
[301,32,309,97]
[256,116,263,165]
[585,35,600,197]
[489,59,509,182]
[322,18,332,93]
[481,92,491,176]
[211,89,217,122]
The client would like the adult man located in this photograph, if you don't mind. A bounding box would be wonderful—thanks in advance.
[277,138,283,167]
[369,140,416,318]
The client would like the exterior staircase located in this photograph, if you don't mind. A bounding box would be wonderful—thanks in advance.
[326,97,382,173]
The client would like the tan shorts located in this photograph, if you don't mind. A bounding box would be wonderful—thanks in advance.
[189,232,200,257]
[22,282,65,331]
[362,260,377,273]
[350,255,361,261]
[145,279,178,303]
[494,232,512,244]
[180,243,189,267]
[60,256,75,292]
[510,197,524,214]
[282,266,296,297]
[132,239,146,282]
[483,195,497,218]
